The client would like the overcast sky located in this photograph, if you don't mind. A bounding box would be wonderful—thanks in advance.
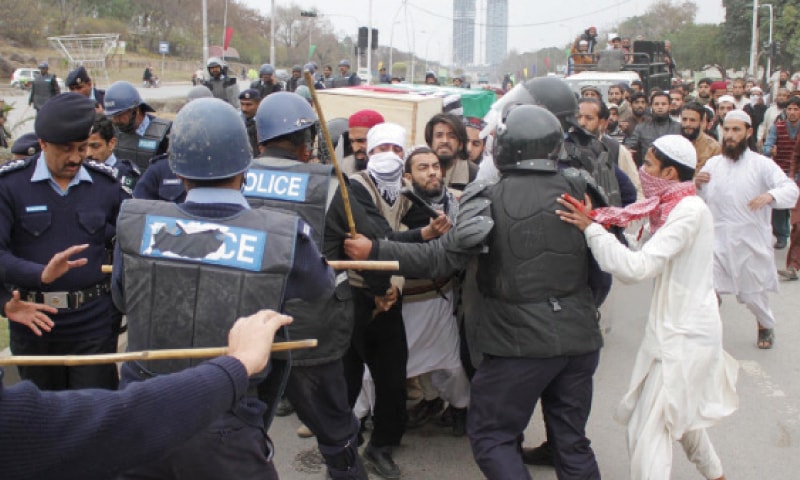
[242,0,726,64]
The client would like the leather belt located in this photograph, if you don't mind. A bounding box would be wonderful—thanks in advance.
[403,277,452,297]
[21,280,111,310]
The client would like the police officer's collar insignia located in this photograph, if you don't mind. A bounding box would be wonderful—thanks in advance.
[83,159,117,179]
[0,158,31,176]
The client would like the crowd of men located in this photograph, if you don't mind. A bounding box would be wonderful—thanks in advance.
[0,46,799,480]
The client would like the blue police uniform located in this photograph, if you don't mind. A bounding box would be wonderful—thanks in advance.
[104,152,141,193]
[132,154,185,202]
[0,154,129,390]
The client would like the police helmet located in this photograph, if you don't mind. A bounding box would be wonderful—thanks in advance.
[326,117,349,148]
[255,92,317,144]
[492,77,579,130]
[169,98,252,180]
[104,81,154,116]
[207,57,227,76]
[493,105,563,172]
[186,85,214,102]
[259,63,275,76]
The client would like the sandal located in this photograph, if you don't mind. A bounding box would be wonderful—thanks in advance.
[758,328,775,349]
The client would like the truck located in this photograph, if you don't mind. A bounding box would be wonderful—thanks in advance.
[565,40,672,95]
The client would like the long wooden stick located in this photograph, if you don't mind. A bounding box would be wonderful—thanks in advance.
[0,339,318,366]
[304,70,358,238]
[102,260,398,275]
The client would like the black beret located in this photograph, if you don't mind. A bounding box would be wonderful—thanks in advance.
[35,93,96,144]
[238,88,261,100]
[10,132,40,156]
[66,66,90,87]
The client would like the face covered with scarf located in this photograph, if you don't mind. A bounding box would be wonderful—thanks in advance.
[590,135,697,233]
[366,122,408,204]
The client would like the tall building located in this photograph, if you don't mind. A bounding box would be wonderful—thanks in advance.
[485,0,508,66]
[453,0,476,65]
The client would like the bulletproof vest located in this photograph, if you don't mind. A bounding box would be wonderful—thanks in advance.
[31,76,56,109]
[563,131,622,207]
[601,135,620,166]
[244,158,333,250]
[331,74,353,88]
[477,171,590,304]
[114,116,171,172]
[118,199,298,376]
[203,78,234,103]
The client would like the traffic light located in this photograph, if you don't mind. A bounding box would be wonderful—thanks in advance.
[775,41,781,56]
[358,27,368,50]
[372,29,378,50]
[300,10,317,17]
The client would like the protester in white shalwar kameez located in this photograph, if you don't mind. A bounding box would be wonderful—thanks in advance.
[558,135,739,480]
[696,110,799,349]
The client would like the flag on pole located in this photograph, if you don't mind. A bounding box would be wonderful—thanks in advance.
[544,57,551,70]
[223,27,234,51]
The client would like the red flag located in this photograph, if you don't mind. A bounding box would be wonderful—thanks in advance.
[544,57,551,70]
[224,27,234,51]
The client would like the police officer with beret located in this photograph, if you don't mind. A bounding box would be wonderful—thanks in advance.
[239,88,261,155]
[103,81,171,173]
[0,93,130,391]
[66,66,105,110]
[10,132,41,160]
[87,114,141,193]
[28,62,60,111]
[344,105,605,480]
[112,97,334,479]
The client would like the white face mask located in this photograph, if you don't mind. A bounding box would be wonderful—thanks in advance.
[367,151,405,203]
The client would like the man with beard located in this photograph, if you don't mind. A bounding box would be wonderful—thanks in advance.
[696,110,799,349]
[605,103,626,143]
[342,109,385,175]
[763,96,800,249]
[463,116,487,164]
[680,102,721,172]
[710,96,737,143]
[709,81,728,109]
[732,78,749,110]
[425,113,478,196]
[607,84,630,115]
[104,81,171,173]
[400,146,470,437]
[629,92,650,128]
[743,86,767,150]
[625,92,681,166]
[695,78,713,106]
[249,64,283,98]
[557,135,738,480]
[668,88,684,122]
[758,87,790,150]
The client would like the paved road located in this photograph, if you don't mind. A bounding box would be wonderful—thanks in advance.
[272,247,800,479]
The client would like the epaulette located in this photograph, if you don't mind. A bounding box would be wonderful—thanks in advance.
[83,160,118,180]
[0,157,32,176]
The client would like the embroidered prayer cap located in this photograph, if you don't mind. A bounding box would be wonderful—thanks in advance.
[652,135,697,170]
[710,81,727,92]
[724,109,752,126]
[348,109,385,129]
[367,122,407,155]
[35,93,96,144]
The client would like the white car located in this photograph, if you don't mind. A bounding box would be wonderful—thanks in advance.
[10,68,65,91]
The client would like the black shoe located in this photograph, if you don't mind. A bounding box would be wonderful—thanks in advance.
[448,406,467,437]
[406,397,444,428]
[275,397,294,417]
[775,238,788,249]
[521,441,555,467]
[363,444,401,479]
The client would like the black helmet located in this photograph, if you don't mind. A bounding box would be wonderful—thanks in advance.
[493,105,563,173]
[493,77,579,130]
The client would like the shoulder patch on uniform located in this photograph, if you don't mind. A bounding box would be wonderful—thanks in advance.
[0,158,31,176]
[83,160,117,180]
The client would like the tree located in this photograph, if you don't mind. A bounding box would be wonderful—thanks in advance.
[617,0,698,41]
[669,23,725,72]
[721,0,752,70]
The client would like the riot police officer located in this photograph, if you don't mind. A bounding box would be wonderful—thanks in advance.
[112,97,334,480]
[103,81,171,172]
[28,62,60,111]
[286,64,303,92]
[333,59,361,88]
[0,93,129,391]
[202,57,240,107]
[250,63,283,98]
[247,91,378,480]
[344,105,604,480]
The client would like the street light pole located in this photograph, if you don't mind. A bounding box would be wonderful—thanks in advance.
[749,0,759,77]
[762,3,773,85]
[367,0,373,84]
[202,0,208,67]
[270,0,275,66]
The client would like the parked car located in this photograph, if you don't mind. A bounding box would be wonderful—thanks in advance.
[10,68,65,91]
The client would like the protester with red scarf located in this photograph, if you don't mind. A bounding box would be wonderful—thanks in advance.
[557,135,738,480]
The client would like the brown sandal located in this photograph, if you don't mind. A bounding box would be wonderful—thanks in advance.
[758,328,774,349]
